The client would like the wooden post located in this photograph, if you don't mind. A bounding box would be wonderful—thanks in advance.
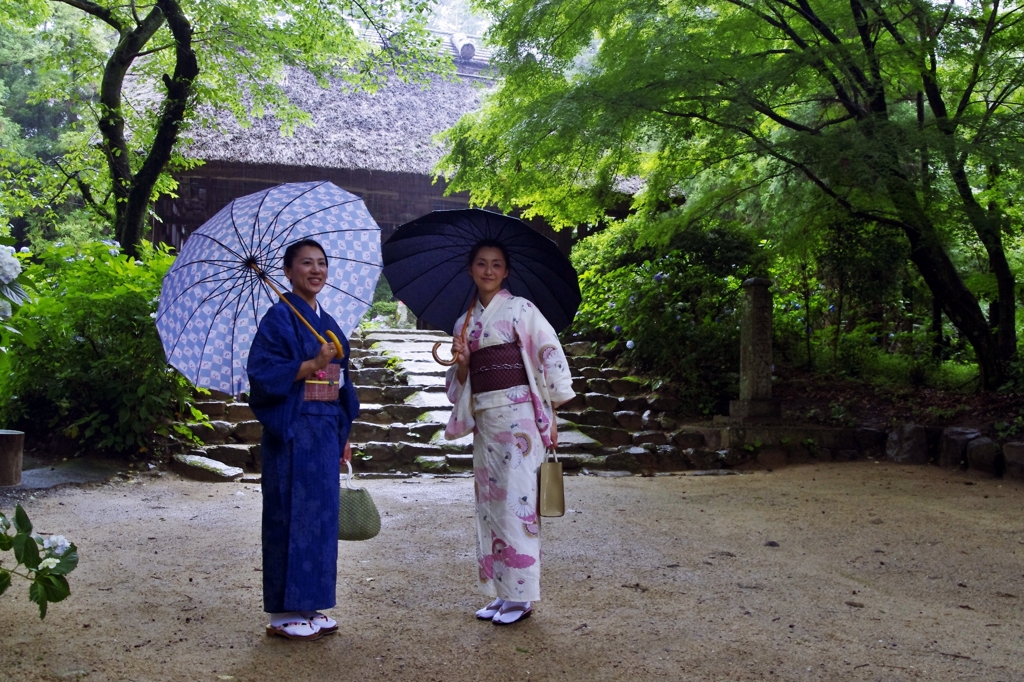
[451,33,476,61]
[0,430,24,486]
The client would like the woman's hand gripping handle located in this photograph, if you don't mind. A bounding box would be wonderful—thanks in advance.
[451,332,471,386]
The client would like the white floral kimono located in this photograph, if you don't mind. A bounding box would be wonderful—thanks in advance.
[445,289,575,601]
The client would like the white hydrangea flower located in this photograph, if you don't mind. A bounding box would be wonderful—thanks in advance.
[39,557,59,570]
[0,248,21,284]
[0,300,11,319]
[44,535,71,556]
[19,247,29,254]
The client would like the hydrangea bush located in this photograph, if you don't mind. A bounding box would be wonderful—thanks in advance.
[0,505,78,619]
[571,222,766,414]
[0,240,201,455]
[0,238,31,345]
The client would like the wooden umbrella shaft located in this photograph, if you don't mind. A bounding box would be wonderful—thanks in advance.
[432,295,477,366]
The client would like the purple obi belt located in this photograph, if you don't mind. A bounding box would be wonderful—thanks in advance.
[470,341,528,394]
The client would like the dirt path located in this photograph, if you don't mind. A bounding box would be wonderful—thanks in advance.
[2,462,1023,681]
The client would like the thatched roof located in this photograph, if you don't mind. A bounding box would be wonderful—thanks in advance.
[182,33,494,176]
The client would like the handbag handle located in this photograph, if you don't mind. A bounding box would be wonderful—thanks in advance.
[343,459,358,490]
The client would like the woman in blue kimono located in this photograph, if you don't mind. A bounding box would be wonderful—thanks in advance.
[247,239,360,641]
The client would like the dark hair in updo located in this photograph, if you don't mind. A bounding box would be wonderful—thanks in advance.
[466,239,511,271]
[283,239,328,269]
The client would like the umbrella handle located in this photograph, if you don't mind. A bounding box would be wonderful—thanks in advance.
[431,295,477,367]
[325,330,345,358]
[432,341,458,366]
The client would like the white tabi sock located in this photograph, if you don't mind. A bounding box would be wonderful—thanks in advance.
[269,611,308,628]
[492,600,532,625]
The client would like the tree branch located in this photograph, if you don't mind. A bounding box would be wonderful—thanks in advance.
[135,43,176,58]
[119,0,198,253]
[54,0,126,32]
[54,159,113,221]
[725,0,866,117]
[953,0,1000,122]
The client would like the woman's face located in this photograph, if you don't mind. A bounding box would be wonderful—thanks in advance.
[469,246,508,297]
[284,245,328,302]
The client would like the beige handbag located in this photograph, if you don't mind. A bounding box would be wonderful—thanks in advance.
[537,450,565,518]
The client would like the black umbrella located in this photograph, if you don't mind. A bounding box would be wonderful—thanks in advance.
[382,209,581,335]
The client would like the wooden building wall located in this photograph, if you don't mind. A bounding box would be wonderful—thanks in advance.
[152,161,572,256]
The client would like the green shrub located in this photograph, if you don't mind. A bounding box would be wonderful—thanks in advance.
[0,240,198,456]
[572,223,764,413]
[372,275,394,304]
[368,300,398,319]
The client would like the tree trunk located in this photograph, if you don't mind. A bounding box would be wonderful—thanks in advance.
[116,0,198,256]
[931,296,943,361]
[81,0,197,257]
[882,175,1004,388]
[95,6,165,254]
[942,158,1018,373]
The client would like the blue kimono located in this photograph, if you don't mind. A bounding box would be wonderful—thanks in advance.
[246,292,360,613]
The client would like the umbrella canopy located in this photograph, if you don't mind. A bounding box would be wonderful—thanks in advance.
[156,181,381,394]
[382,209,580,333]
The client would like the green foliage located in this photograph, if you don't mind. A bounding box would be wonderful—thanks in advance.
[995,413,1024,440]
[368,300,399,319]
[0,240,197,455]
[0,504,78,619]
[0,0,450,251]
[572,221,764,413]
[373,275,395,304]
[444,0,1024,388]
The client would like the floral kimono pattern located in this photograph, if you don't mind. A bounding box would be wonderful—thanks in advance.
[445,290,574,601]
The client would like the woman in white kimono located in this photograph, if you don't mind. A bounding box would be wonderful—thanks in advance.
[445,239,575,625]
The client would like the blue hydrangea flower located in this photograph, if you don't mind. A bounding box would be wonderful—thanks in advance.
[613,325,622,333]
[626,340,635,350]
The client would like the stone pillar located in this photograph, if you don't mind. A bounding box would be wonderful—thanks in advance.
[730,278,779,420]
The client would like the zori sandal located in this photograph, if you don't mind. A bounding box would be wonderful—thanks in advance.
[475,598,505,620]
[492,601,532,625]
[304,612,338,635]
[265,619,321,641]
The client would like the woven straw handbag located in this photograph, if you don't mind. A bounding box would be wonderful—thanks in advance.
[338,460,381,541]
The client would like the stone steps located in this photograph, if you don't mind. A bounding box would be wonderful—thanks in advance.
[179,329,715,476]
[178,327,1022,481]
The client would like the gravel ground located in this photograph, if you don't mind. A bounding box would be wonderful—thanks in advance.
[1,461,1023,682]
